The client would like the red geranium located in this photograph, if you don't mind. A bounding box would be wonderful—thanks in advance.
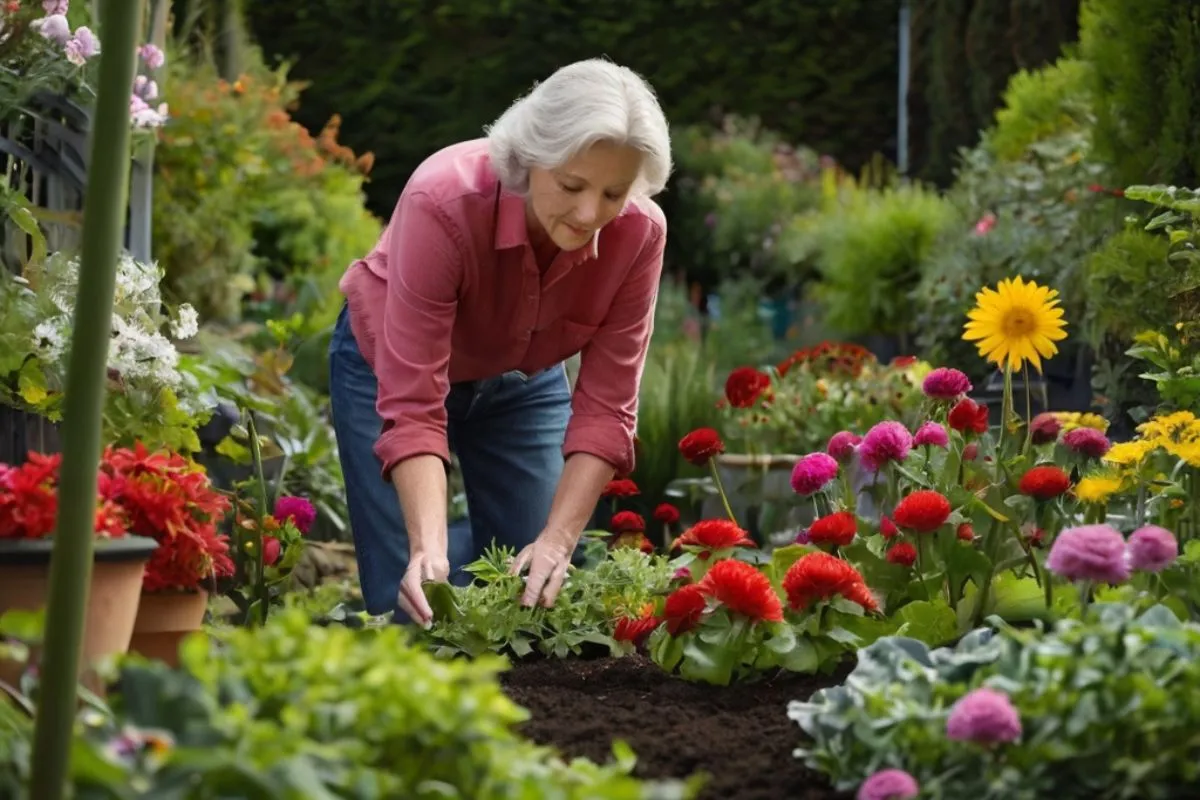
[724,367,771,408]
[1018,465,1071,500]
[653,503,680,525]
[697,559,783,623]
[674,519,753,552]
[782,551,877,612]
[892,490,952,533]
[678,428,725,466]
[886,541,917,567]
[807,511,858,547]
[602,479,640,498]
[613,604,661,647]
[611,510,645,533]
[948,398,989,435]
[662,583,708,635]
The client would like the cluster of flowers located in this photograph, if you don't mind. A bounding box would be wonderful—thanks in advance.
[600,476,680,554]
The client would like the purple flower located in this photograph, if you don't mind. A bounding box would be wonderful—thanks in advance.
[826,431,862,462]
[913,421,949,449]
[33,14,71,45]
[138,43,165,70]
[791,452,839,496]
[64,26,99,65]
[273,496,316,535]
[1045,524,1130,584]
[857,769,919,800]
[133,75,158,101]
[43,0,69,14]
[793,528,811,545]
[1063,427,1111,459]
[1127,525,1178,573]
[922,367,972,401]
[946,687,1021,745]
[859,421,913,473]
[672,567,692,582]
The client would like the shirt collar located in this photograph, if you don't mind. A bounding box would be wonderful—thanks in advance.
[494,188,601,267]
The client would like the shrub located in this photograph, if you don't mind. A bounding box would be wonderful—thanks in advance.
[983,56,1094,162]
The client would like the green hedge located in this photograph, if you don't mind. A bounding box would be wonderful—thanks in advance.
[245,0,903,216]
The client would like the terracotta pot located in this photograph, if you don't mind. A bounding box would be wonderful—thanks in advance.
[0,536,158,690]
[129,590,208,667]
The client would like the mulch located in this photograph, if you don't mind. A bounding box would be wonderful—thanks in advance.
[500,655,854,800]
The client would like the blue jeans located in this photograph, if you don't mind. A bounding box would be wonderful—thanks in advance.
[328,304,572,617]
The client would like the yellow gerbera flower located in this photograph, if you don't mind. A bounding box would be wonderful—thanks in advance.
[1053,411,1109,433]
[1074,474,1125,505]
[1103,440,1156,467]
[962,276,1068,372]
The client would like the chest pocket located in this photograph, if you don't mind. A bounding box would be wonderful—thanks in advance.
[534,317,599,361]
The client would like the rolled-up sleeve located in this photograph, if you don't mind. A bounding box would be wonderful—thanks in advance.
[563,224,666,476]
[372,191,464,480]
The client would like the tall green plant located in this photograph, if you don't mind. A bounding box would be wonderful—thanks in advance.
[28,1,145,797]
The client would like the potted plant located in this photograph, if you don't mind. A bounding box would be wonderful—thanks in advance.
[98,443,234,666]
[0,451,159,683]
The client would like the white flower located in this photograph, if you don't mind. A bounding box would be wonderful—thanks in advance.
[32,319,68,362]
[169,304,199,340]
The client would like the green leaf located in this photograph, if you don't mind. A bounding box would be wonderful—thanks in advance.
[423,582,463,624]
[17,360,47,407]
[989,573,1051,622]
[893,598,958,646]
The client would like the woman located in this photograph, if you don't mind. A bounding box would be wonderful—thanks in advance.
[329,58,671,626]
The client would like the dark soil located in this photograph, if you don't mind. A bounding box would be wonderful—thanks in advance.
[500,656,854,800]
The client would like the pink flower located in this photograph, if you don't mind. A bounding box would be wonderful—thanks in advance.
[859,421,913,473]
[913,421,949,448]
[138,43,165,70]
[273,496,316,535]
[858,769,919,800]
[1127,525,1178,573]
[791,452,840,496]
[946,687,1021,745]
[972,212,997,236]
[262,535,282,566]
[826,431,861,462]
[1062,427,1111,459]
[1046,524,1130,584]
[1029,413,1062,445]
[33,14,71,45]
[64,26,100,65]
[921,367,972,401]
[133,75,158,101]
[43,0,69,14]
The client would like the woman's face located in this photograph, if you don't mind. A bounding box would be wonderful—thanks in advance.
[526,140,644,252]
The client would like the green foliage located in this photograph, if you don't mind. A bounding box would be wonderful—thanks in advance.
[245,0,901,217]
[1080,0,1200,187]
[418,545,675,660]
[1082,227,1174,345]
[1127,331,1200,415]
[984,57,1094,161]
[811,180,956,339]
[791,603,1200,798]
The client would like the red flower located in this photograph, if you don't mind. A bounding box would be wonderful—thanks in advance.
[782,551,877,612]
[697,559,783,623]
[879,515,898,539]
[886,541,917,567]
[957,523,975,541]
[1018,465,1071,500]
[674,519,753,551]
[807,511,858,547]
[611,510,645,533]
[0,453,66,539]
[724,367,771,408]
[1029,413,1062,445]
[611,531,655,554]
[679,428,725,466]
[613,606,661,647]
[892,490,951,533]
[663,583,708,635]
[948,398,989,435]
[263,535,282,566]
[602,479,640,498]
[653,503,680,525]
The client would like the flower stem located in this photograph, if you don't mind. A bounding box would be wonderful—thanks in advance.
[1022,364,1032,455]
[708,458,737,525]
[247,412,270,626]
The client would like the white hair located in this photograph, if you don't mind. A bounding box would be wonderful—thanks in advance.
[485,58,672,197]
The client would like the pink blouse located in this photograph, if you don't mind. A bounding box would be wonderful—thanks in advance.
[338,139,666,481]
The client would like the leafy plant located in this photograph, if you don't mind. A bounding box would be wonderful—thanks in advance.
[983,56,1094,162]
[790,603,1200,799]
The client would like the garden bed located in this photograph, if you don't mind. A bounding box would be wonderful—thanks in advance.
[500,656,854,800]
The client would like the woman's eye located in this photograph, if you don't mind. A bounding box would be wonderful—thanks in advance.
[559,183,583,193]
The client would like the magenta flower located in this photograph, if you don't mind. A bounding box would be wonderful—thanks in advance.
[922,367,972,401]
[672,567,692,582]
[913,421,949,449]
[826,431,862,462]
[1045,524,1130,584]
[1029,413,1062,445]
[859,421,913,473]
[1127,525,1178,573]
[273,496,316,535]
[791,452,840,496]
[858,769,919,800]
[946,687,1021,745]
[1062,427,1111,459]
[138,43,165,70]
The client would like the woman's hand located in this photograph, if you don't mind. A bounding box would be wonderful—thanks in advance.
[397,549,449,627]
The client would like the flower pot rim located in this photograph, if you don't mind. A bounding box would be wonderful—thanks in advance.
[0,534,158,565]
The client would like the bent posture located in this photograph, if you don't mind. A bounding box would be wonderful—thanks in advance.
[329,58,671,625]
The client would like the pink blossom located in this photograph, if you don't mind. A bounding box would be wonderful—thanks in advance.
[791,452,839,496]
[972,212,997,236]
[859,421,913,473]
[138,43,165,70]
[64,26,99,65]
[133,75,158,101]
[42,0,69,14]
[857,769,919,800]
[273,496,316,535]
[672,567,692,582]
[1062,427,1111,459]
[946,687,1021,745]
[826,431,861,462]
[921,367,972,401]
[913,421,949,448]
[33,14,71,45]
[1046,524,1130,584]
[1029,412,1062,445]
[1127,525,1178,573]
